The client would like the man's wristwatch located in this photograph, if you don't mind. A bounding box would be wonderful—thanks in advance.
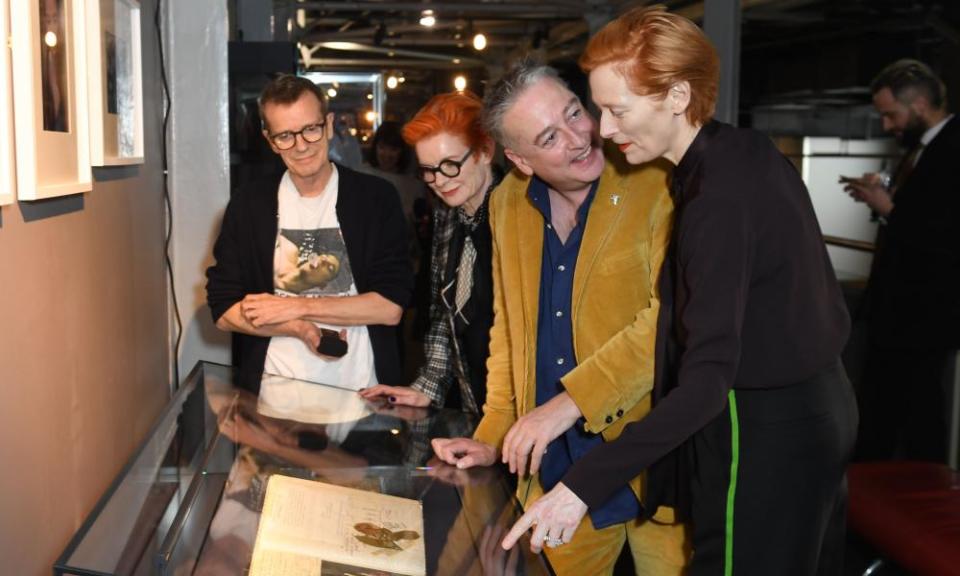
[878,173,892,190]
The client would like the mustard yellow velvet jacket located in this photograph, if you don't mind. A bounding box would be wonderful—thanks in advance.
[473,157,673,507]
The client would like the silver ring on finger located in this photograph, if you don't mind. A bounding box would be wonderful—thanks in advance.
[542,535,564,547]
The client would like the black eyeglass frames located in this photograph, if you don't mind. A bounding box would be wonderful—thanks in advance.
[418,149,473,183]
[269,121,327,150]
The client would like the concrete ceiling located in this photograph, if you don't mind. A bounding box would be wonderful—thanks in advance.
[243,0,959,121]
[278,0,956,71]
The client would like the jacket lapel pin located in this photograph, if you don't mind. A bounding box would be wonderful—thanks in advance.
[610,194,621,206]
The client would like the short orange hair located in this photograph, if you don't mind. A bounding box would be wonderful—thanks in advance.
[580,5,719,127]
[402,91,494,156]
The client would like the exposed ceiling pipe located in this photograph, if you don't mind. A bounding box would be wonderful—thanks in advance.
[295,1,584,18]
[303,58,487,69]
[314,40,484,65]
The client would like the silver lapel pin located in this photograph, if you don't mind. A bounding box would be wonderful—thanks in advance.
[610,194,621,206]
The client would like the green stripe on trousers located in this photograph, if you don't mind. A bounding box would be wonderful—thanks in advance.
[725,390,740,576]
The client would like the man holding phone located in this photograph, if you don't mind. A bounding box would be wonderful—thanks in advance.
[206,75,413,392]
[842,59,959,461]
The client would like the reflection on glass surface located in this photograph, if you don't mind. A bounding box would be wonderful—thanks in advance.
[257,373,373,424]
[111,0,136,157]
[40,0,69,132]
[57,363,551,576]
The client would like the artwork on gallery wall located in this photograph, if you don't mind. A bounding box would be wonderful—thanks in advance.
[1,0,15,206]
[11,0,91,200]
[87,0,143,166]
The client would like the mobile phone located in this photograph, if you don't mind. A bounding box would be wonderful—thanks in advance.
[317,328,348,357]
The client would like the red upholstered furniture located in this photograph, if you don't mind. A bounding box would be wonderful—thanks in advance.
[848,462,960,576]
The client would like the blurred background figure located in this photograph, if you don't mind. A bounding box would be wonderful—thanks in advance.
[328,112,363,169]
[843,59,959,462]
[363,121,424,226]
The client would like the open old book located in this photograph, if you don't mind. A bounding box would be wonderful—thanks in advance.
[249,475,427,576]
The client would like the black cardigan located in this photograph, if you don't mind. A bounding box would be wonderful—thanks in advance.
[206,164,414,391]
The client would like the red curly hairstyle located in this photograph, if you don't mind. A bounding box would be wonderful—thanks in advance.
[402,91,494,156]
[579,5,719,127]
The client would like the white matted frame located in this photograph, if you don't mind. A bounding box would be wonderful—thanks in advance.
[1,0,15,205]
[87,0,143,165]
[11,0,91,200]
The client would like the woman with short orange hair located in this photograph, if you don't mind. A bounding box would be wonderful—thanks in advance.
[361,92,500,414]
[504,7,856,575]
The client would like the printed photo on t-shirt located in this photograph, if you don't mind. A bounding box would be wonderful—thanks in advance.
[274,228,354,296]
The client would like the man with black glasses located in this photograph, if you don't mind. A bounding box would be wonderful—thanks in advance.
[207,74,413,392]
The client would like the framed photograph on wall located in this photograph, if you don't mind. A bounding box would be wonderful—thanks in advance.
[11,0,91,200]
[87,0,143,166]
[1,0,15,205]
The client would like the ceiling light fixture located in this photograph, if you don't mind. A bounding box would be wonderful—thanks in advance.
[386,75,399,89]
[326,87,337,98]
[419,9,436,27]
[472,33,487,51]
[454,75,467,91]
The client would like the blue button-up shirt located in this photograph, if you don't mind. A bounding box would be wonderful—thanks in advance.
[528,176,640,529]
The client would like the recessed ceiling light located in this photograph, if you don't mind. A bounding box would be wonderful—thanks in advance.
[473,33,487,51]
[419,9,436,27]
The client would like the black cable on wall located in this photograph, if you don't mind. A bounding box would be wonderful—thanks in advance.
[155,0,182,389]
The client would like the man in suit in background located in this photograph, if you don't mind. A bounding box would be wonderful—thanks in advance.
[844,59,959,461]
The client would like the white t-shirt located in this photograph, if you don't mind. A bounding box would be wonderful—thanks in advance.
[263,166,378,390]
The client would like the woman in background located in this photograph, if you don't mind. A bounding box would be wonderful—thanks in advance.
[361,91,500,414]
[362,120,424,232]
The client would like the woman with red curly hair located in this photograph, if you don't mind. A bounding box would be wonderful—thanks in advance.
[361,91,500,414]
[504,7,856,575]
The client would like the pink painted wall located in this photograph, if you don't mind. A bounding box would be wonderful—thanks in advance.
[0,2,170,573]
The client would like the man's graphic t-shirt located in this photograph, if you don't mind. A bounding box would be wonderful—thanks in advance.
[264,166,378,390]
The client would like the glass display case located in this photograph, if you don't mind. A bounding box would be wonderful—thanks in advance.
[56,361,552,575]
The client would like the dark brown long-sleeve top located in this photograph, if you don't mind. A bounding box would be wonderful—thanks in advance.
[563,121,850,510]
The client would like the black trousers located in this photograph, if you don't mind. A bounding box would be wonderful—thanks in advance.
[688,362,858,576]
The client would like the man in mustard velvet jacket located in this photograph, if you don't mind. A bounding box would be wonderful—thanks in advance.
[431,61,688,575]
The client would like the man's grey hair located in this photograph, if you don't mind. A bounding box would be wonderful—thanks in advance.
[482,58,569,147]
